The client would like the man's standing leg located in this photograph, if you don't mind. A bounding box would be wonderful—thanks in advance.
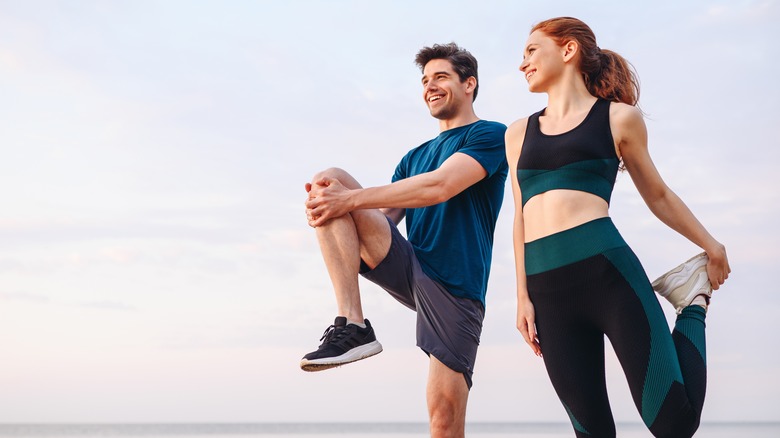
[427,356,469,438]
[300,168,392,371]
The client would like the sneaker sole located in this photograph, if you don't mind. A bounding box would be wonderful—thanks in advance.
[300,340,383,372]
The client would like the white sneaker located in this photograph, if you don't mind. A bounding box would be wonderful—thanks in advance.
[651,252,712,313]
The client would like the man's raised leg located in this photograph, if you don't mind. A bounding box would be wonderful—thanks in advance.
[300,168,392,371]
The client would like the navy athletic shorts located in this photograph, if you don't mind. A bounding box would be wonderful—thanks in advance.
[360,217,484,388]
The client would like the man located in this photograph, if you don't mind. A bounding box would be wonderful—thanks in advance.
[301,42,507,437]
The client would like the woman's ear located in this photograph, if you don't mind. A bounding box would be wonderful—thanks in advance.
[562,39,579,63]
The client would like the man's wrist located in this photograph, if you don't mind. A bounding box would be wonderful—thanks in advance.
[348,187,363,211]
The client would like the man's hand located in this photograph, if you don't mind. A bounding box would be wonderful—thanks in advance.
[304,176,355,227]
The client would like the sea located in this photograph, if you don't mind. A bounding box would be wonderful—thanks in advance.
[0,423,778,438]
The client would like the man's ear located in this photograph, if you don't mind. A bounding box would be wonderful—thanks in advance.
[465,76,477,93]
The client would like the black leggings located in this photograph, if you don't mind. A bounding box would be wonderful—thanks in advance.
[525,218,707,438]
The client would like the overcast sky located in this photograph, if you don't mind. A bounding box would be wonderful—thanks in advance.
[1,0,778,425]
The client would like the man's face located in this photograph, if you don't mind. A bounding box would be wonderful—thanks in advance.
[421,59,471,120]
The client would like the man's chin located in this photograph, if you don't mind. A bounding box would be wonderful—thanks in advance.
[429,109,454,120]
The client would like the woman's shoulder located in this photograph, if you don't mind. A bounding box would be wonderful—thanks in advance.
[505,117,531,159]
[609,101,644,125]
[506,116,530,138]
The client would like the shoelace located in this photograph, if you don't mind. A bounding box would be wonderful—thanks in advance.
[318,325,335,342]
[318,324,350,345]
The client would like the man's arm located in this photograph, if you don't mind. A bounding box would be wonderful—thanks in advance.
[381,208,406,226]
[306,152,486,227]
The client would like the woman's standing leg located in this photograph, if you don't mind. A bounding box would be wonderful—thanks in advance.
[529,261,618,438]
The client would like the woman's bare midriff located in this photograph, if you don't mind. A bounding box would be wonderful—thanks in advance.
[523,189,610,242]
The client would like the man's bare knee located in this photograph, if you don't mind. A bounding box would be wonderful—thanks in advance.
[311,167,342,182]
[311,167,362,190]
[427,357,468,438]
[429,396,465,438]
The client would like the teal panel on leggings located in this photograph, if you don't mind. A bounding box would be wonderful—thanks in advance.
[603,248,684,427]
[563,402,590,435]
[675,306,707,364]
[524,218,626,276]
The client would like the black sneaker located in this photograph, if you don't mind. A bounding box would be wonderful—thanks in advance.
[300,316,383,372]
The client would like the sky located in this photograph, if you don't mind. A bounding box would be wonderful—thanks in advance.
[1,0,779,425]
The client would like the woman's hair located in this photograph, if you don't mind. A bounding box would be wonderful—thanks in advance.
[532,17,640,106]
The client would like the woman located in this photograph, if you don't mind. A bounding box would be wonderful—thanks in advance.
[506,17,731,438]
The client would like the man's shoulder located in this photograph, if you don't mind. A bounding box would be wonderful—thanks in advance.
[407,120,507,154]
[475,119,508,131]
[466,120,507,142]
[470,119,507,133]
[466,120,507,144]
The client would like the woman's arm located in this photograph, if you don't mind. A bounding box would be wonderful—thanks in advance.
[612,103,730,289]
[506,118,541,356]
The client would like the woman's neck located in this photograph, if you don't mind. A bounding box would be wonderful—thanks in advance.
[544,71,596,118]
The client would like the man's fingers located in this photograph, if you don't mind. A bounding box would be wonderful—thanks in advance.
[314,176,333,187]
[310,213,330,228]
[305,197,322,209]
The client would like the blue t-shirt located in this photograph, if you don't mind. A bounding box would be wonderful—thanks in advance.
[393,120,507,306]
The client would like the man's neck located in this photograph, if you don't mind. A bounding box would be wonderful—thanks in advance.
[438,111,480,132]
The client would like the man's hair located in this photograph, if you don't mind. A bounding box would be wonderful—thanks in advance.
[414,42,479,101]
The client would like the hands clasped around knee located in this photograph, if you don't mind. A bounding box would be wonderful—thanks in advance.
[304,168,356,227]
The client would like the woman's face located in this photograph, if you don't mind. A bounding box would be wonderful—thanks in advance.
[519,30,566,93]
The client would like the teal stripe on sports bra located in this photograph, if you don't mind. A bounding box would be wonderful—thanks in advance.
[518,157,619,206]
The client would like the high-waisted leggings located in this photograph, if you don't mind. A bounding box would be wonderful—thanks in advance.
[525,218,706,438]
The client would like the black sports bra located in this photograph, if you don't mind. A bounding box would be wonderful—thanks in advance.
[517,99,620,207]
